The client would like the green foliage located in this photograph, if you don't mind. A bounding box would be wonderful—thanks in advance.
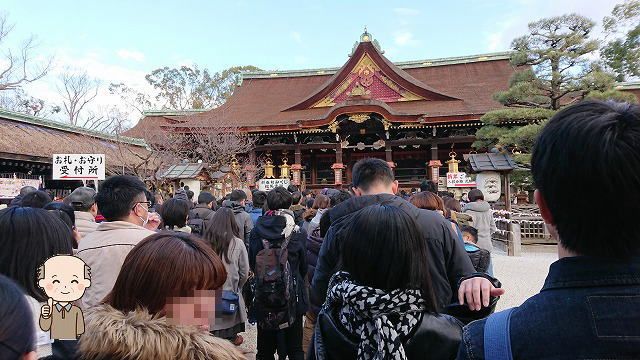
[510,169,535,189]
[480,108,555,125]
[586,89,639,103]
[602,0,640,81]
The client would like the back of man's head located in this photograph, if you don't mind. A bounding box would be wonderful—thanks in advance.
[95,175,147,221]
[532,100,640,258]
[253,191,267,208]
[420,180,438,194]
[19,186,37,197]
[287,184,299,193]
[186,190,194,201]
[21,191,52,209]
[267,187,293,210]
[352,158,394,193]
[291,191,302,205]
[230,189,247,202]
[197,191,215,205]
[468,189,484,202]
[65,187,97,212]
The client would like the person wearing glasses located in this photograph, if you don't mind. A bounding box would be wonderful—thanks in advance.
[77,175,160,309]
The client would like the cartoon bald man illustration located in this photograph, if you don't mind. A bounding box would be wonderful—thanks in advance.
[37,255,91,340]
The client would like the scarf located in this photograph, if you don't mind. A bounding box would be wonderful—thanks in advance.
[323,271,425,360]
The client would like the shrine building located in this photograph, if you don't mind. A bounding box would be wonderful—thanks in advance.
[127,31,640,190]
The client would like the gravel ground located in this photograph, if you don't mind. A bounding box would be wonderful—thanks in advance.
[236,244,559,358]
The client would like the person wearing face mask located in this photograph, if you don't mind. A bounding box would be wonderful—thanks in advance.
[77,175,160,309]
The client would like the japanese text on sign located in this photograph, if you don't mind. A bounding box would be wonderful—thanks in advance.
[53,154,105,180]
[446,172,476,188]
[257,178,291,191]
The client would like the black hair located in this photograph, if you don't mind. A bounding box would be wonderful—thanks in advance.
[0,207,73,302]
[267,186,293,210]
[197,191,216,205]
[95,175,147,221]
[291,191,302,205]
[159,198,190,229]
[532,100,640,258]
[305,198,315,209]
[468,189,484,202]
[330,189,352,207]
[203,207,240,263]
[351,158,394,191]
[252,191,267,208]
[187,190,194,200]
[20,190,52,208]
[43,202,76,229]
[287,184,299,193]
[339,205,436,310]
[302,189,313,197]
[19,186,37,197]
[229,189,247,202]
[460,225,478,243]
[420,180,438,193]
[319,209,332,238]
[144,189,155,208]
[0,274,35,359]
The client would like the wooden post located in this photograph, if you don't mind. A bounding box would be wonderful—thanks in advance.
[508,222,522,256]
[504,172,512,213]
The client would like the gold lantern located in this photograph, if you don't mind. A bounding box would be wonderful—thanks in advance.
[446,151,460,173]
[264,153,275,179]
[230,155,241,174]
[279,156,291,179]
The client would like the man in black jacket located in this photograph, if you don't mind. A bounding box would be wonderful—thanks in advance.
[311,158,504,313]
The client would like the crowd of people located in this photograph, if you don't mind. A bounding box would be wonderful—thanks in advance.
[0,100,639,359]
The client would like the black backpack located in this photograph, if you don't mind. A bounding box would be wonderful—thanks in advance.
[254,235,297,330]
[187,212,206,236]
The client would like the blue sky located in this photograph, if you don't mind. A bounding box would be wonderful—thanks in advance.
[2,0,622,124]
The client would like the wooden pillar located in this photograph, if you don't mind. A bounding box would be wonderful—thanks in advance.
[311,153,317,185]
[333,142,345,186]
[428,143,441,182]
[291,144,303,186]
[385,143,395,172]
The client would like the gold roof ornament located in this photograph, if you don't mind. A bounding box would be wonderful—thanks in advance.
[230,155,240,174]
[360,27,371,42]
[348,113,370,124]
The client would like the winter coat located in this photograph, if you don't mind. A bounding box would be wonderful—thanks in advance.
[306,208,328,309]
[214,236,250,332]
[311,194,476,313]
[248,207,263,225]
[74,211,99,239]
[223,200,254,246]
[76,221,155,309]
[464,243,492,273]
[463,201,497,252]
[248,210,309,316]
[290,204,305,224]
[78,304,244,360]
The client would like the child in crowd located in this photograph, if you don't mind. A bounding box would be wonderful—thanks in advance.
[460,225,492,275]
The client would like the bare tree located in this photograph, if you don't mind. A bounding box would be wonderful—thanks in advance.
[0,14,52,91]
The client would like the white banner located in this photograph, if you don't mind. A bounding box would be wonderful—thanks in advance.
[257,178,291,191]
[53,154,105,180]
[0,178,41,198]
[446,172,476,188]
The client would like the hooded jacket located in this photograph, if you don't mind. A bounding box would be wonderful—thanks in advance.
[223,200,254,246]
[311,194,476,313]
[463,201,497,252]
[74,211,99,238]
[248,210,309,315]
[77,221,155,309]
[78,304,245,360]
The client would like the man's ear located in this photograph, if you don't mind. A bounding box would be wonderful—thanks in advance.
[351,187,361,197]
[534,190,554,226]
[391,180,399,195]
[38,279,47,289]
[81,278,91,288]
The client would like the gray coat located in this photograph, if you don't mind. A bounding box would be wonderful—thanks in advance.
[222,200,253,246]
[212,236,249,331]
[463,201,497,252]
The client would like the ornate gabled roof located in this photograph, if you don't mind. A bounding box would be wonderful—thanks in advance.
[285,35,458,111]
[129,32,517,135]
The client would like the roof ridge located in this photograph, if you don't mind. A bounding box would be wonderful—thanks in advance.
[142,109,209,116]
[242,51,514,79]
[0,108,147,147]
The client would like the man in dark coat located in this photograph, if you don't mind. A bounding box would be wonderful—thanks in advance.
[311,158,504,315]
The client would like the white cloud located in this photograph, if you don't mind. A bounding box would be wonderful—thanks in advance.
[394,31,417,47]
[116,49,145,62]
[290,31,302,44]
[393,8,420,17]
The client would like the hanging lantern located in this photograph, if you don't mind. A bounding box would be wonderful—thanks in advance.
[264,153,275,179]
[279,156,291,179]
[230,155,241,174]
[446,151,460,173]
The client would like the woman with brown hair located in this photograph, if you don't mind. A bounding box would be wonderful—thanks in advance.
[301,194,330,234]
[410,191,464,244]
[203,207,249,346]
[78,232,244,360]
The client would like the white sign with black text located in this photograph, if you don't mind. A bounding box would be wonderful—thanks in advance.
[446,172,476,188]
[53,154,105,180]
[257,178,291,191]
